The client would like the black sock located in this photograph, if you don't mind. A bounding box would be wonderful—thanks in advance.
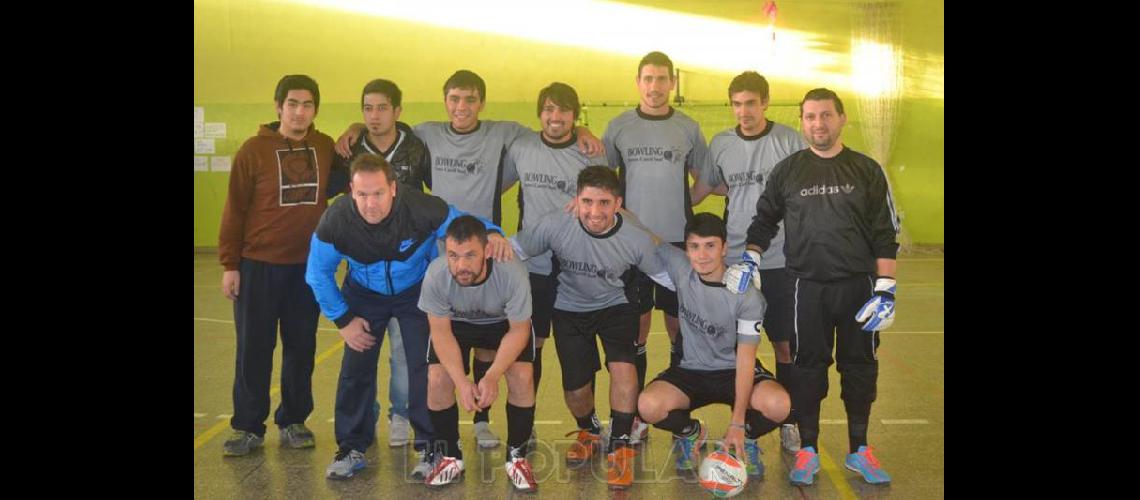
[472,359,492,424]
[609,410,636,451]
[532,347,543,397]
[798,405,820,451]
[429,404,462,460]
[575,409,601,434]
[506,403,536,458]
[634,342,647,390]
[845,400,872,453]
[776,362,796,425]
[653,409,697,436]
[745,409,780,439]
[669,340,681,368]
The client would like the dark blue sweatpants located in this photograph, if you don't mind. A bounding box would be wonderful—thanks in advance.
[335,277,433,452]
[230,259,318,436]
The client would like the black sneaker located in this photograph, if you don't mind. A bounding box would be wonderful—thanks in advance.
[222,430,264,456]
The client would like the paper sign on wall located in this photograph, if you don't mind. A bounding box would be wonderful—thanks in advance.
[194,156,209,172]
[195,107,204,125]
[194,138,215,154]
[204,122,227,139]
[211,156,232,172]
[194,122,204,138]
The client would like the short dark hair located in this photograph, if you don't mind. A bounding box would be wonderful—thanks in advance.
[445,215,489,246]
[443,70,486,102]
[637,51,674,79]
[799,88,845,116]
[684,212,727,243]
[349,153,395,184]
[536,82,580,121]
[728,71,769,101]
[362,79,402,108]
[274,74,320,110]
[577,165,623,198]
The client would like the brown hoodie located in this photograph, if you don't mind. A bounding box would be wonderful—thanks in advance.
[218,122,335,270]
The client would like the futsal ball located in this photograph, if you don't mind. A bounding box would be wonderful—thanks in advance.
[698,450,747,497]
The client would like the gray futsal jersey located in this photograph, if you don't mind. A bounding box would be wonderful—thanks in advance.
[657,243,766,371]
[704,122,805,268]
[602,108,712,242]
[503,132,608,275]
[417,256,532,325]
[414,120,531,225]
[512,211,665,312]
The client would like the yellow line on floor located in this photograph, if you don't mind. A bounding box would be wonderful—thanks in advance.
[816,445,857,500]
[194,339,346,452]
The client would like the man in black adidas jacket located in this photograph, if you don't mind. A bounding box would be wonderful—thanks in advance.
[725,88,900,487]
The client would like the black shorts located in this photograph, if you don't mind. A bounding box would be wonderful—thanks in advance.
[530,272,557,340]
[651,363,776,410]
[552,303,639,391]
[633,244,682,317]
[758,267,794,343]
[427,320,535,369]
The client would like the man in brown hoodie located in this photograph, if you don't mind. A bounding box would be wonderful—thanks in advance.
[218,74,336,456]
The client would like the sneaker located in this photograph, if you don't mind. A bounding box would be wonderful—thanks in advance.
[411,450,434,480]
[280,423,315,448]
[424,455,465,487]
[744,438,764,477]
[388,414,411,447]
[780,424,801,454]
[474,421,501,449]
[222,430,264,456]
[673,422,706,471]
[845,446,891,484]
[564,429,602,468]
[606,445,637,490]
[629,417,650,445]
[505,456,539,492]
[789,446,821,486]
[326,448,367,479]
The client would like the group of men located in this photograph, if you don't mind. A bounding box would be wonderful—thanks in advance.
[215,50,901,492]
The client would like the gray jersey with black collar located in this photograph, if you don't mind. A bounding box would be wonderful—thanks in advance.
[656,243,766,371]
[417,255,532,325]
[512,211,664,312]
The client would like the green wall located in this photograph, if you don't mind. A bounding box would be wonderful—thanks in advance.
[195,0,943,246]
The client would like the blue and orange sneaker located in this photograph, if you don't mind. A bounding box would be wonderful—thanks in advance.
[744,438,764,477]
[845,445,891,484]
[789,446,820,486]
[673,421,706,471]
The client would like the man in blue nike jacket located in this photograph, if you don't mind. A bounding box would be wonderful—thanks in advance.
[306,153,513,479]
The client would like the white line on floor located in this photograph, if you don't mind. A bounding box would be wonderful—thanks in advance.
[820,419,847,424]
[881,419,929,425]
[216,414,232,419]
[194,413,207,418]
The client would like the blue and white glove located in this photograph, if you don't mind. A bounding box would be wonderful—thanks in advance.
[855,277,896,331]
[722,250,763,294]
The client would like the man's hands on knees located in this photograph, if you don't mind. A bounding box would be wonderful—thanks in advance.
[339,317,377,352]
[723,249,763,294]
[458,378,481,413]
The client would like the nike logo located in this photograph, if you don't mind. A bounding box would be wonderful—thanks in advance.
[399,239,414,252]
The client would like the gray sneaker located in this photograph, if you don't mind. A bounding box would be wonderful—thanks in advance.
[326,448,367,479]
[280,423,316,448]
[222,430,264,456]
[389,414,411,447]
[474,421,500,449]
[412,450,434,479]
[780,424,801,454]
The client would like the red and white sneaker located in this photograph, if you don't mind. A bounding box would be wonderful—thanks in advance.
[629,417,650,445]
[505,456,538,492]
[424,455,464,487]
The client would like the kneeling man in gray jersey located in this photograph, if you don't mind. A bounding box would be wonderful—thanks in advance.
[418,216,538,492]
[637,213,790,477]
